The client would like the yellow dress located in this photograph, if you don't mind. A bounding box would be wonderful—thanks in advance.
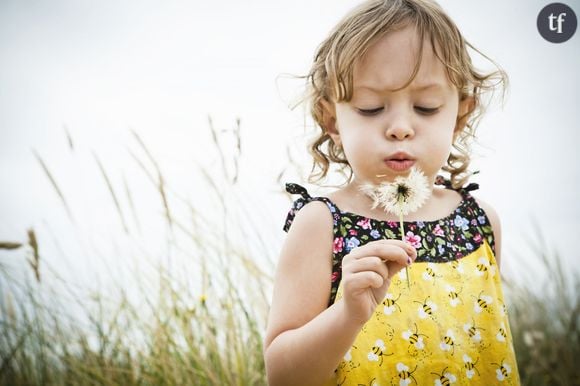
[284,182,520,386]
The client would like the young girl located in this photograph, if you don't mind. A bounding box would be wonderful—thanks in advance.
[264,0,519,385]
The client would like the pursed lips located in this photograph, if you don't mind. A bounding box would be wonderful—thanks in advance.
[384,152,415,171]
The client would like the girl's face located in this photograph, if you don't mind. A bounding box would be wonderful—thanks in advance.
[323,25,472,187]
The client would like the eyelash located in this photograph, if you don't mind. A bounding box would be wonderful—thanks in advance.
[357,107,439,116]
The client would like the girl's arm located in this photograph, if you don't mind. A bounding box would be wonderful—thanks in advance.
[264,201,359,386]
[264,201,413,386]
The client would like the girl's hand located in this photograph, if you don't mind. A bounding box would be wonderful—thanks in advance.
[340,239,416,324]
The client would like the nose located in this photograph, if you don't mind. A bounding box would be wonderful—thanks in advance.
[385,112,414,140]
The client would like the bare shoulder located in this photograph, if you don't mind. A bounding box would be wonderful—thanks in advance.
[264,200,334,349]
[472,195,503,268]
[284,199,335,243]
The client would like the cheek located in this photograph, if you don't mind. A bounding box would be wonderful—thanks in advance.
[437,105,460,126]
[425,117,457,162]
[432,109,460,144]
[340,130,372,162]
[340,131,364,155]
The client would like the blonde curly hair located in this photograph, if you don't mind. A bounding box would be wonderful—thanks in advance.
[295,0,507,189]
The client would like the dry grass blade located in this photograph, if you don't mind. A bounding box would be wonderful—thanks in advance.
[92,151,129,234]
[157,172,173,231]
[198,164,225,210]
[130,129,173,231]
[0,325,34,376]
[276,144,306,191]
[63,124,74,152]
[232,117,241,184]
[127,148,156,186]
[27,228,40,282]
[123,173,141,234]
[0,242,22,250]
[208,115,229,185]
[32,149,74,222]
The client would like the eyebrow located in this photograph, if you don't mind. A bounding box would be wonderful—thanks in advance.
[354,82,447,92]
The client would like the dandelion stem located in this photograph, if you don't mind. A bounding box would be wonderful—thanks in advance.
[398,205,410,288]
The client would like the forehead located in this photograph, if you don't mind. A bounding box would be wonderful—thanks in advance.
[352,26,453,94]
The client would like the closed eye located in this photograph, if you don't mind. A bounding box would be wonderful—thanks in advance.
[357,107,383,116]
[357,106,440,116]
[415,106,439,115]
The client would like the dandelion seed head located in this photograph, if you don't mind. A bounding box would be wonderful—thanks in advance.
[359,167,431,216]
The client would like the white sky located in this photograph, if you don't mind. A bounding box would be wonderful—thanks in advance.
[1,0,579,287]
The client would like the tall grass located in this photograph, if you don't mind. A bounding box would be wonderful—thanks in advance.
[505,229,580,386]
[1,120,271,385]
[1,121,579,385]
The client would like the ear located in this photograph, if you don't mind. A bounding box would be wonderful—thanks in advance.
[455,95,476,135]
[320,97,341,147]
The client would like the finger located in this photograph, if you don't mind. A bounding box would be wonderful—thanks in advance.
[343,271,385,293]
[346,241,413,267]
[345,256,390,280]
[378,240,417,264]
[384,258,412,279]
[378,239,417,260]
[371,275,392,306]
[349,239,415,261]
[375,275,392,296]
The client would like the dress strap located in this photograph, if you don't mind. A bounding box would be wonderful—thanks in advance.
[285,182,311,199]
[283,183,341,233]
[434,174,479,194]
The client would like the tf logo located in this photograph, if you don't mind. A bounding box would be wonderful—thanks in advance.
[537,3,577,43]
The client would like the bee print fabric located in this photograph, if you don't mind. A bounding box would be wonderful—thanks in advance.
[284,182,520,385]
